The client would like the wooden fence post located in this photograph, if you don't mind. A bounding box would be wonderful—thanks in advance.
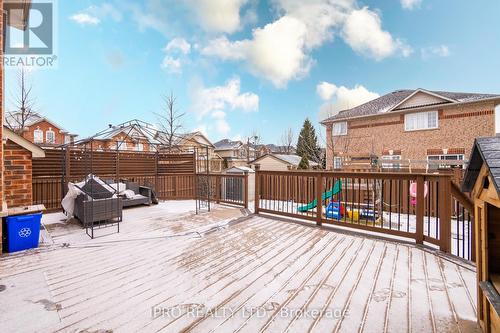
[316,173,323,226]
[254,165,260,214]
[439,175,452,253]
[415,175,425,245]
[155,152,159,193]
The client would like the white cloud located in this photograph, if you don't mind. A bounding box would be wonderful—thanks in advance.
[185,0,249,34]
[202,16,312,88]
[401,0,422,10]
[318,83,379,120]
[342,7,412,60]
[161,38,192,73]
[161,56,182,73]
[316,81,338,101]
[165,38,191,55]
[202,1,411,87]
[190,77,259,137]
[421,45,450,60]
[215,118,231,136]
[211,110,227,119]
[70,13,100,26]
[69,3,122,26]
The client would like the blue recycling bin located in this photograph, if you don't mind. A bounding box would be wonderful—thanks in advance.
[6,213,42,253]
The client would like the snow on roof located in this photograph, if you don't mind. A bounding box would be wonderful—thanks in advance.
[322,89,500,123]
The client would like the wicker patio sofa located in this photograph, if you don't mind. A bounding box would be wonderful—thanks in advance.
[121,182,152,207]
[73,178,123,227]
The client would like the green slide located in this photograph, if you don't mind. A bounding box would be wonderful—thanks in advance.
[297,180,342,212]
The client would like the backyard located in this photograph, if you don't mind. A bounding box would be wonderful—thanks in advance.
[0,201,480,332]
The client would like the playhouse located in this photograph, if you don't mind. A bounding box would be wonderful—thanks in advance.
[463,137,500,333]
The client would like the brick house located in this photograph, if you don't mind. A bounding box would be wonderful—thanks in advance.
[5,112,78,147]
[214,139,257,168]
[321,89,500,171]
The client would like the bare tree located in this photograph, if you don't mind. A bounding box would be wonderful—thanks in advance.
[5,67,37,134]
[156,91,185,149]
[246,129,261,161]
[279,127,295,154]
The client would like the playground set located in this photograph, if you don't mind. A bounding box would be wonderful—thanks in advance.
[297,179,428,223]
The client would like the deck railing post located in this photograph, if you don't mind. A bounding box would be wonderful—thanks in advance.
[215,175,221,204]
[439,175,452,253]
[415,175,425,245]
[254,165,260,214]
[316,173,323,226]
[244,171,249,209]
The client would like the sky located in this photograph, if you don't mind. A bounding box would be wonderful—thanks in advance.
[4,0,500,146]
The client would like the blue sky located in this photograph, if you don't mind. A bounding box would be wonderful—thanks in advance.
[5,0,500,146]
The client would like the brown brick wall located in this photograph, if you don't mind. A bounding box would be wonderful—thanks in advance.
[326,101,497,169]
[4,141,33,208]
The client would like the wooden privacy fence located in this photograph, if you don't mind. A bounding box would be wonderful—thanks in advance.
[254,169,474,261]
[32,148,248,211]
[32,148,197,211]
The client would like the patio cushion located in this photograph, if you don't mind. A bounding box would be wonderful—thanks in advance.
[81,178,114,200]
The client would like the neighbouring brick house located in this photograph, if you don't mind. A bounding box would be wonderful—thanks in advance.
[5,112,78,147]
[322,88,500,171]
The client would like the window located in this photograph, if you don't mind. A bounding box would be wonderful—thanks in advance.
[333,122,348,136]
[64,135,71,144]
[405,111,438,131]
[333,156,343,169]
[117,140,127,151]
[381,155,402,169]
[136,143,144,151]
[33,128,43,143]
[46,128,55,143]
[427,154,465,169]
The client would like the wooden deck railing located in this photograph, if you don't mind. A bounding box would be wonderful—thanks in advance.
[254,170,474,261]
[196,173,248,208]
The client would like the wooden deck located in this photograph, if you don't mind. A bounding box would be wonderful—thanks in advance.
[0,203,480,332]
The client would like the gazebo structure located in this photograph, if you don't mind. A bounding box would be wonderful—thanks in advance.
[58,120,215,237]
[463,136,500,333]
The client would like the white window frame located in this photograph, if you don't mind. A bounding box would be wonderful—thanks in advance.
[117,140,127,151]
[427,154,465,169]
[332,122,348,136]
[404,111,438,131]
[381,155,402,169]
[64,135,71,144]
[333,156,343,169]
[33,128,43,143]
[46,128,55,144]
[136,143,144,151]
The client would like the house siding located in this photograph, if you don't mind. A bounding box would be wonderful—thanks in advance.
[325,101,496,169]
[251,156,291,171]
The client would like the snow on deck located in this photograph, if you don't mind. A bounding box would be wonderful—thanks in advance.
[0,203,480,332]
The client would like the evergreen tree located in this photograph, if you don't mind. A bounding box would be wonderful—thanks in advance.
[296,118,321,162]
[298,155,310,169]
